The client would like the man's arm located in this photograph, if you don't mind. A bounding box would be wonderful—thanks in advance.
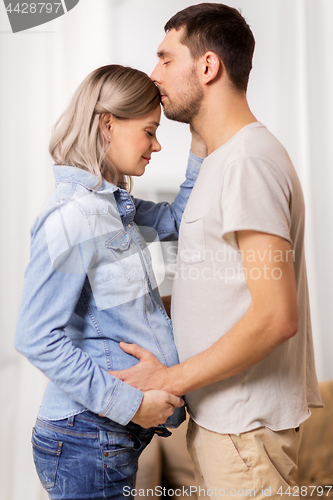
[109,230,298,395]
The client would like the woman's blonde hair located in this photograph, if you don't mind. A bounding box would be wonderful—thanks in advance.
[49,65,161,190]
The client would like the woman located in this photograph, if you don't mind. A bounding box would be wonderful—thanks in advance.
[15,65,204,499]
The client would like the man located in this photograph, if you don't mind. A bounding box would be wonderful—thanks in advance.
[112,4,322,498]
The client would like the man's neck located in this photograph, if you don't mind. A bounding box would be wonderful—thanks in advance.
[192,90,257,155]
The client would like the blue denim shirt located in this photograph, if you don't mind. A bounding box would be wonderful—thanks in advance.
[15,152,202,428]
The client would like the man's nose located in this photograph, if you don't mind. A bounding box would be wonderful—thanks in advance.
[150,63,161,84]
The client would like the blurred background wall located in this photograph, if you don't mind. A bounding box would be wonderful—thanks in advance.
[0,0,332,498]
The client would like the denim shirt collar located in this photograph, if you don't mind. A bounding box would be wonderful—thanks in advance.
[52,165,120,194]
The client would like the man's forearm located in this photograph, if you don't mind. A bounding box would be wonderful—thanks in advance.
[161,303,297,396]
[163,232,299,395]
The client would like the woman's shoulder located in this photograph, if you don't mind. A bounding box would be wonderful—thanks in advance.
[31,168,123,242]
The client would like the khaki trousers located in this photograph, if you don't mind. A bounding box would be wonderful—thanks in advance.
[186,418,302,500]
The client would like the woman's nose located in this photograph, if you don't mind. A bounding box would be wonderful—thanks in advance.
[153,138,162,153]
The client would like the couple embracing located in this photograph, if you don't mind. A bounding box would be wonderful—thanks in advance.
[16,4,321,500]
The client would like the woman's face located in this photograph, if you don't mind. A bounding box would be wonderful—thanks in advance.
[106,106,162,177]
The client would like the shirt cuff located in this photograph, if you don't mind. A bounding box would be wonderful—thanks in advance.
[186,150,204,180]
[102,378,143,426]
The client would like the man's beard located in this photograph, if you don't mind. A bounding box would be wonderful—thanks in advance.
[161,67,204,124]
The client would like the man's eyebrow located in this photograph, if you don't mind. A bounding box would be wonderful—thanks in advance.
[157,49,173,58]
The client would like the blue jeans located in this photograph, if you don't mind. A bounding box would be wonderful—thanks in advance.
[32,411,158,499]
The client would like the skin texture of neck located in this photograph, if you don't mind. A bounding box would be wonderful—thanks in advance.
[192,84,257,155]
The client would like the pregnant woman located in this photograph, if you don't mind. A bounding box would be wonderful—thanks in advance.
[15,65,204,499]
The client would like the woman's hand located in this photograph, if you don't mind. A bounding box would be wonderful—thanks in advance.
[131,390,184,428]
[190,125,208,159]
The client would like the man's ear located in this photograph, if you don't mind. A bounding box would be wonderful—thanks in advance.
[200,52,221,84]
[99,113,114,141]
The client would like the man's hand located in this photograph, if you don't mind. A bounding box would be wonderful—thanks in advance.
[108,342,168,392]
[131,390,184,428]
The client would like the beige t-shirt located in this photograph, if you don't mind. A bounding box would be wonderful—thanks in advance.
[172,122,322,434]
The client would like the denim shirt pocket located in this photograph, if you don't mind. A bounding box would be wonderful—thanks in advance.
[106,230,145,282]
[106,231,130,252]
[87,230,144,311]
[179,212,206,264]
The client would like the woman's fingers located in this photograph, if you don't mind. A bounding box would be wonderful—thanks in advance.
[131,390,184,428]
[167,393,185,408]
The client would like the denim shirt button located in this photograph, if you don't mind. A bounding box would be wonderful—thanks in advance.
[127,223,131,228]
[126,204,131,210]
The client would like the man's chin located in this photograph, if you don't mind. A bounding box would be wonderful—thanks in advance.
[162,106,190,124]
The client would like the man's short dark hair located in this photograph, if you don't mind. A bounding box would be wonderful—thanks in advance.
[164,3,255,93]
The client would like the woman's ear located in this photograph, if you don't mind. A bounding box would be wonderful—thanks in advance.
[100,113,114,141]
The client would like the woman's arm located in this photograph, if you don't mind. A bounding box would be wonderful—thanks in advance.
[15,201,143,426]
[133,130,207,240]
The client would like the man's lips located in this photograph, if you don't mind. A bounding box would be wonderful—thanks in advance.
[142,156,151,162]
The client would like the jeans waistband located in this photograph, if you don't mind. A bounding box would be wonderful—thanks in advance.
[36,411,171,438]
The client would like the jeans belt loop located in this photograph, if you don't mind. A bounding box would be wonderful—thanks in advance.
[67,415,75,427]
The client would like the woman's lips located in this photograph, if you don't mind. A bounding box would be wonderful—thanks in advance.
[142,156,151,163]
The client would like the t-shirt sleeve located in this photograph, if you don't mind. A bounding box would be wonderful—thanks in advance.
[221,158,292,249]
